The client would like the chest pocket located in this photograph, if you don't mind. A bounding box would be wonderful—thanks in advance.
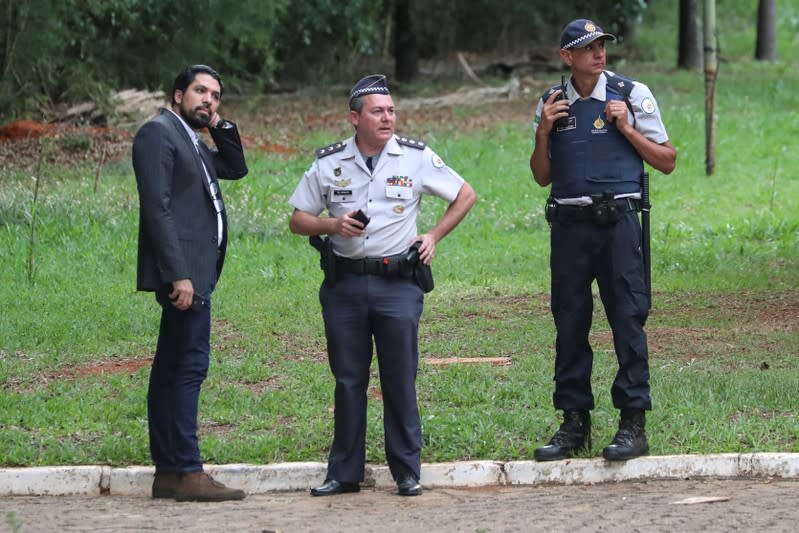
[385,176,414,200]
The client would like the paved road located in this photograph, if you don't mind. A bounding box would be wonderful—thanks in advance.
[2,477,797,532]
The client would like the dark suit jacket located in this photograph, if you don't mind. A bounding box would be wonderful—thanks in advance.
[133,109,247,294]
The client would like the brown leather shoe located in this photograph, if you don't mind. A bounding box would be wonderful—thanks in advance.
[152,472,180,499]
[173,472,246,502]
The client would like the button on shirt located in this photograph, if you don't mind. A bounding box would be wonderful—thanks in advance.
[289,135,465,258]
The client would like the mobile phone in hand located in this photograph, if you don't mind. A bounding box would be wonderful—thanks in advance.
[190,293,209,312]
[353,209,370,228]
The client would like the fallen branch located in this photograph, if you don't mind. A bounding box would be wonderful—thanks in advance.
[457,52,486,86]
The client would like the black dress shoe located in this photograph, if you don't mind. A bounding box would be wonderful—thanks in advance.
[310,479,360,496]
[396,474,422,496]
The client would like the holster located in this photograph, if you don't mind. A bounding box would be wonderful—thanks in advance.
[309,236,336,286]
[404,241,435,293]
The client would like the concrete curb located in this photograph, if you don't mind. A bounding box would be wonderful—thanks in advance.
[2,454,798,496]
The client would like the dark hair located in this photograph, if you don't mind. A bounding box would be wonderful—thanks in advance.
[171,64,224,105]
[349,96,365,113]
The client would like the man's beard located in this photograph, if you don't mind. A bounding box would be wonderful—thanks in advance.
[180,105,212,129]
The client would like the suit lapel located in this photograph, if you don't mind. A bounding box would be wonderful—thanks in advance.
[161,109,220,205]
[197,140,226,213]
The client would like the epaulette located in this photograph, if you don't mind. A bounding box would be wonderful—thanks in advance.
[603,71,636,127]
[316,141,346,158]
[395,136,426,150]
[604,71,635,99]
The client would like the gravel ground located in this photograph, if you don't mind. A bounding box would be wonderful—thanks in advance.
[3,477,797,532]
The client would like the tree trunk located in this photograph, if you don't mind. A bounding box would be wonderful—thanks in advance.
[393,0,418,83]
[703,0,718,176]
[678,0,702,69]
[755,0,777,61]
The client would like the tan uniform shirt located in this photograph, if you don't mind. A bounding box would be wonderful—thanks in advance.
[289,134,465,258]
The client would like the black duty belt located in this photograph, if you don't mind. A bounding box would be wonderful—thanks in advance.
[335,253,409,277]
[548,197,641,223]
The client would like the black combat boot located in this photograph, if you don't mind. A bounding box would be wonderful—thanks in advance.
[534,410,591,461]
[602,408,649,461]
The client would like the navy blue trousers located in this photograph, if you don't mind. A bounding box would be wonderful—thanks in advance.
[549,211,651,412]
[148,290,212,474]
[319,274,424,483]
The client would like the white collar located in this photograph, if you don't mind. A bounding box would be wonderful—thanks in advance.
[566,73,609,103]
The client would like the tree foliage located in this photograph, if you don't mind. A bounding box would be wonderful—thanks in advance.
[1,0,646,119]
[1,0,287,117]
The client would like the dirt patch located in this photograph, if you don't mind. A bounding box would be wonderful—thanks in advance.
[0,121,131,172]
[0,88,535,174]
[49,358,151,380]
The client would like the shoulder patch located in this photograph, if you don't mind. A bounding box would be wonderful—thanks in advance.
[396,136,426,150]
[315,141,346,158]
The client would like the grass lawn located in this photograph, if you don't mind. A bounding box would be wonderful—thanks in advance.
[0,1,797,467]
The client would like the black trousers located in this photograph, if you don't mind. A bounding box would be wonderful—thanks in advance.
[319,273,424,483]
[549,211,652,412]
[148,289,212,474]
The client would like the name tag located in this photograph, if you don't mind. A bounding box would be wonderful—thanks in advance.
[555,116,577,132]
[331,189,353,203]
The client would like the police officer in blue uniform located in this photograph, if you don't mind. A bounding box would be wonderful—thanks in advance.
[530,19,677,461]
[289,75,476,495]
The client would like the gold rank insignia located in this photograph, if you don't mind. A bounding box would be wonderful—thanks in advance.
[594,116,605,129]
[334,178,351,187]
[334,167,342,176]
[585,22,596,32]
[393,205,405,214]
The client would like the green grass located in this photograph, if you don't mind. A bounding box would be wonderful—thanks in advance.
[0,2,797,467]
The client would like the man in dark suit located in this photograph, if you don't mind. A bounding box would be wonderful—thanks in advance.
[133,64,248,502]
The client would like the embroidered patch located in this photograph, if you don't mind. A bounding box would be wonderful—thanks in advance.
[591,115,608,134]
[432,155,445,168]
[642,97,656,114]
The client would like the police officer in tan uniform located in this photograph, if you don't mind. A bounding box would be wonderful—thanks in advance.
[289,74,476,496]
